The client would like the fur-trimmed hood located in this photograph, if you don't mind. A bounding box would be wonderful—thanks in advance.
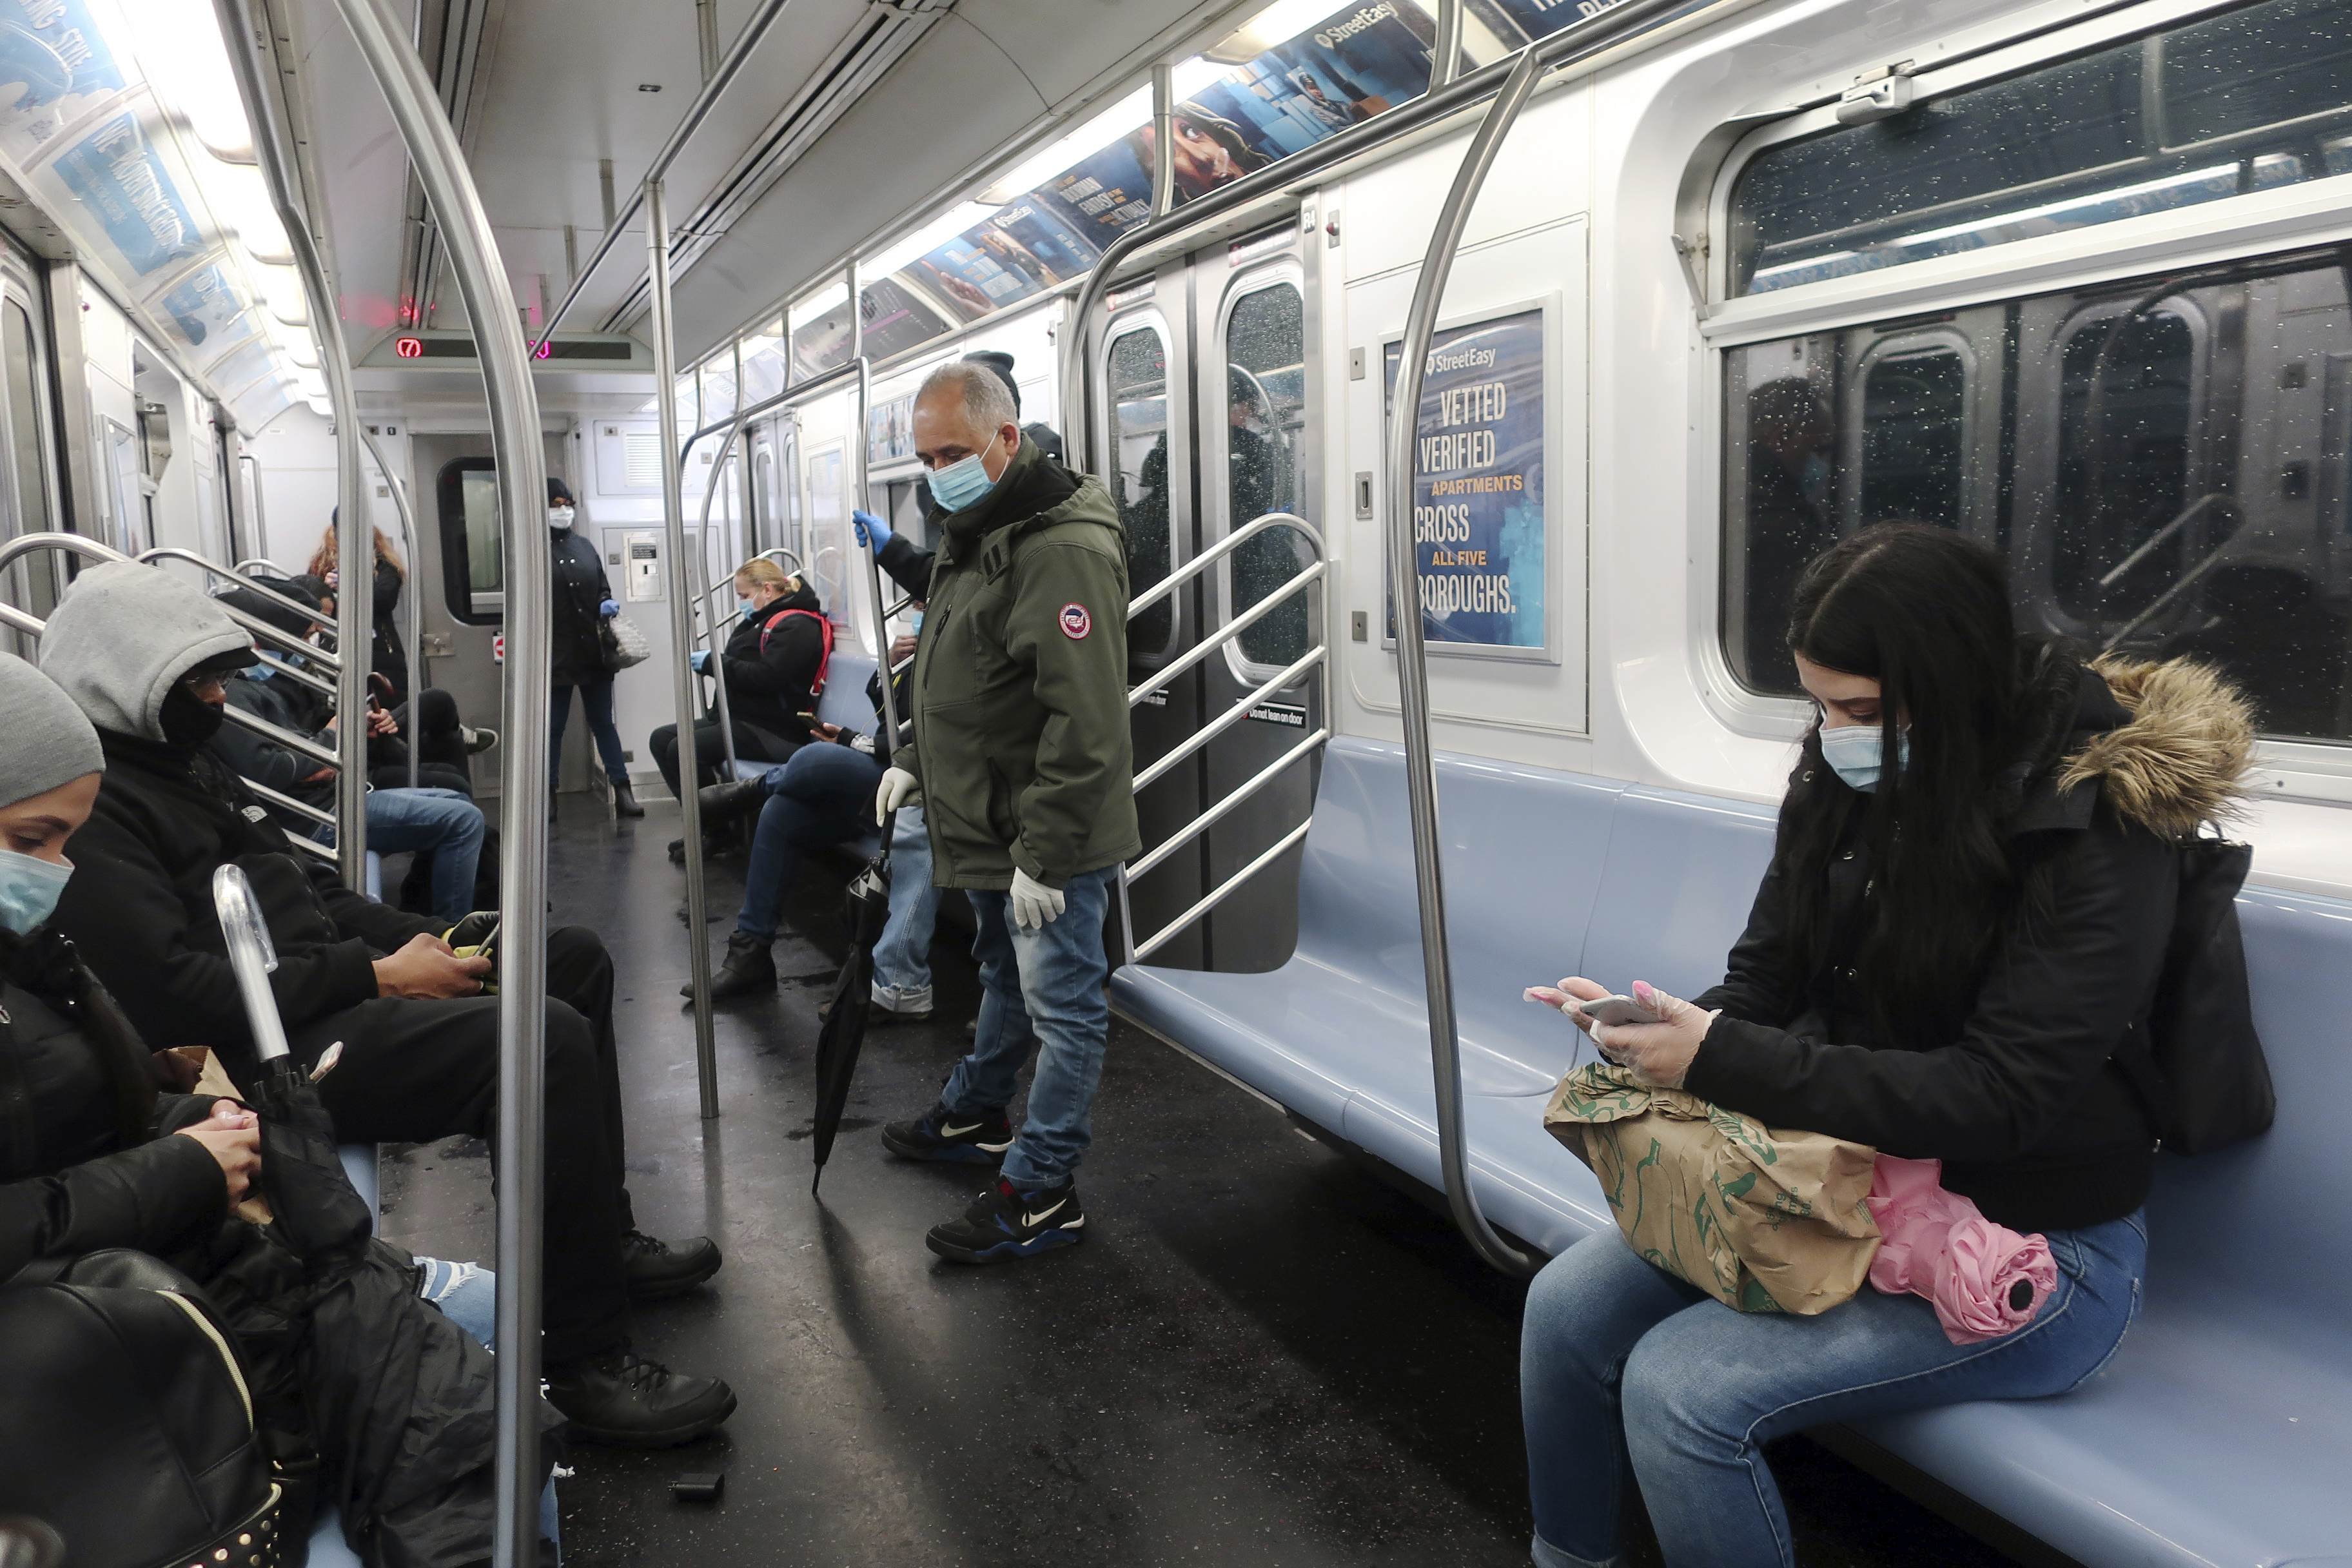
[2056,656,2256,836]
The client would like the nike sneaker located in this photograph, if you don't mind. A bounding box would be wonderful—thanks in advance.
[926,1176,1086,1264]
[881,1101,1012,1164]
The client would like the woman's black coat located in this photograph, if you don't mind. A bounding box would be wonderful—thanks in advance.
[1684,654,2249,1234]
[549,527,615,687]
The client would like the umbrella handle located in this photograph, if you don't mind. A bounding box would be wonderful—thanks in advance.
[212,864,295,1063]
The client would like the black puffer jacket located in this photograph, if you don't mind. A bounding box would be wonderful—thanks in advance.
[1685,649,2254,1234]
[51,730,438,1080]
[549,528,615,686]
[717,577,828,743]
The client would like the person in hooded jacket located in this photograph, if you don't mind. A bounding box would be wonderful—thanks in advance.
[0,651,556,1565]
[1518,524,2250,1568]
[37,561,735,1447]
[547,476,644,818]
[870,360,1140,1264]
[648,556,827,811]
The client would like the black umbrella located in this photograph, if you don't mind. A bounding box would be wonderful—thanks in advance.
[211,863,373,1258]
[808,820,895,1193]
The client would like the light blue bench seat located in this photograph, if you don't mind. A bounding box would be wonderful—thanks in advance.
[1108,737,2352,1568]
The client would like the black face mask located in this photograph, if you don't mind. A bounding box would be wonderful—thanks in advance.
[159,684,227,747]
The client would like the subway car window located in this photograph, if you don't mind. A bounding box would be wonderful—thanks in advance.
[3,299,51,540]
[1723,248,2352,740]
[1727,0,2352,296]
[1106,324,1173,654]
[1222,280,1312,670]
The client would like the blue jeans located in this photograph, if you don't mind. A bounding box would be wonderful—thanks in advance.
[551,680,631,789]
[1520,1213,2148,1568]
[316,787,485,924]
[941,865,1118,1190]
[735,742,883,941]
[415,1259,561,1553]
[872,805,941,1012]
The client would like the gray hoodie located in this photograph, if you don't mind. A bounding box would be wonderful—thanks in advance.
[39,561,253,741]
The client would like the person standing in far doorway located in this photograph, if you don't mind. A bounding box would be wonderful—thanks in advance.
[875,360,1139,1264]
[547,477,643,819]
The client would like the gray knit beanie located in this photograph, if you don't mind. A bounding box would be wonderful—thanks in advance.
[0,651,104,809]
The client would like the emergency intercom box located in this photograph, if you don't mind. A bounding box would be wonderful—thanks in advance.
[620,529,663,602]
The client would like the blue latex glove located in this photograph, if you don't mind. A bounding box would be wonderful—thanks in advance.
[598,598,619,617]
[851,509,894,551]
[689,649,712,674]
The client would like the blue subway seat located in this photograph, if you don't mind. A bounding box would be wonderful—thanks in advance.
[1108,738,2352,1568]
[721,649,887,852]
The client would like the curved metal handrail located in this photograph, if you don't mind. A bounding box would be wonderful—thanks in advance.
[304,2,554,1562]
[359,427,428,788]
[1384,45,1545,1280]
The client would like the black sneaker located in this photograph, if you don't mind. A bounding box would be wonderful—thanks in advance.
[620,1229,723,1299]
[926,1176,1085,1264]
[544,1350,735,1447]
[881,1101,1012,1164]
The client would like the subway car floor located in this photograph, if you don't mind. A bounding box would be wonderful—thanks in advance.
[376,794,2043,1568]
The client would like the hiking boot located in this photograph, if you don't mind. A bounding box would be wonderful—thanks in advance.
[612,782,645,818]
[620,1229,722,1300]
[881,1101,1013,1164]
[926,1175,1085,1264]
[544,1351,735,1447]
[666,830,726,865]
[687,932,775,999]
[696,777,767,827]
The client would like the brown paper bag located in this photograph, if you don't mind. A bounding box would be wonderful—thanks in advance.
[1544,1063,1881,1315]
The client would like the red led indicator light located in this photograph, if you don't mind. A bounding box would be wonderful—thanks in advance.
[395,336,424,358]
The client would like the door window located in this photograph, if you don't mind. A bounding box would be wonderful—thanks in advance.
[3,299,52,539]
[1106,325,1174,654]
[1221,280,1313,671]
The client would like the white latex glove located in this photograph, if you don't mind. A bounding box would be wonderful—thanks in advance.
[1588,981,1718,1090]
[1010,867,1065,932]
[874,765,920,821]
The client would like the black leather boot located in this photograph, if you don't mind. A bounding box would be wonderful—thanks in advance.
[544,1351,736,1447]
[685,931,776,999]
[620,1230,723,1299]
[612,782,645,818]
[694,776,766,827]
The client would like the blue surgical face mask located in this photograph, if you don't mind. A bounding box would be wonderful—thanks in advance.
[928,449,998,513]
[247,662,273,681]
[0,849,73,935]
[738,596,758,619]
[1818,725,1911,793]
[910,609,924,633]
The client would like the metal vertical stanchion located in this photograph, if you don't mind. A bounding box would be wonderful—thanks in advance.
[1150,64,1175,220]
[214,0,369,888]
[1383,43,1543,1280]
[312,0,552,1560]
[650,179,722,1121]
[360,426,424,789]
[1432,0,1463,88]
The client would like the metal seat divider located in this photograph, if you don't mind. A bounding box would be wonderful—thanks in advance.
[1116,511,1331,965]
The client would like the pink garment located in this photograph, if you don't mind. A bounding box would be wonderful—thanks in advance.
[1866,1155,2059,1345]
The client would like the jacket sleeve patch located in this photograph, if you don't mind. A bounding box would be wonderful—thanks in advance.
[1057,603,1092,640]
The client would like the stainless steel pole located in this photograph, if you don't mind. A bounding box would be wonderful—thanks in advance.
[1149,63,1175,219]
[651,179,721,1121]
[1383,44,1543,1280]
[1432,0,1464,88]
[317,0,551,1559]
[209,0,369,894]
[361,426,424,788]
[692,418,750,778]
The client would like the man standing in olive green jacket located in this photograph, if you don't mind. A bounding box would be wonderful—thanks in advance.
[874,360,1140,1262]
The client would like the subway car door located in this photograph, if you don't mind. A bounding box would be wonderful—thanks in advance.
[1097,271,1207,968]
[1189,227,1320,970]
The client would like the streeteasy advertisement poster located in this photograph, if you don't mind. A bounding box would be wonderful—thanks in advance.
[1384,307,1549,656]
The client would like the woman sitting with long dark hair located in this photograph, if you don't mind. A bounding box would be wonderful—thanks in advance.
[1519,523,2252,1568]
